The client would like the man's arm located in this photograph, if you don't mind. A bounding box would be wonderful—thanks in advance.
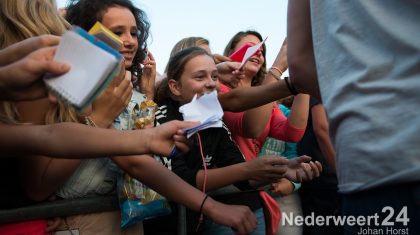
[287,0,321,100]
[312,104,336,172]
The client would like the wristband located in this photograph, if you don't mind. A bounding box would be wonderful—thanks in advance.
[199,194,209,215]
[284,76,299,95]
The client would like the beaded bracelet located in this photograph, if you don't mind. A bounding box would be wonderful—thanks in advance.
[268,67,283,80]
[270,66,284,76]
[84,116,97,127]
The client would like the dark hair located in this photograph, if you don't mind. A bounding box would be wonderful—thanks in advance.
[223,30,267,86]
[65,0,150,90]
[156,47,211,105]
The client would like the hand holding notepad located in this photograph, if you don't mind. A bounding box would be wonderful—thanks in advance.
[44,25,123,111]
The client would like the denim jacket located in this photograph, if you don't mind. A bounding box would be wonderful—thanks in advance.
[57,91,146,199]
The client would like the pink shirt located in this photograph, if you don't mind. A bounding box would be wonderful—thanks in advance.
[220,84,305,160]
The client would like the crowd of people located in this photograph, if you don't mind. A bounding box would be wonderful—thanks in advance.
[0,0,418,235]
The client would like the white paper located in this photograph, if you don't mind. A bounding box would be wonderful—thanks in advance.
[179,90,223,138]
[240,37,268,68]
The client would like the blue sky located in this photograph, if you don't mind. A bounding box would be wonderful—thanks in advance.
[56,0,288,74]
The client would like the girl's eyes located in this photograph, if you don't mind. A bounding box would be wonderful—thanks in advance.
[131,31,138,37]
[112,31,139,37]
[212,75,218,81]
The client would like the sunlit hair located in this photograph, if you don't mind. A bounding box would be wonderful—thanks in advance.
[164,36,210,73]
[0,0,78,124]
[156,47,211,105]
[0,0,70,49]
[223,30,267,86]
[65,0,150,91]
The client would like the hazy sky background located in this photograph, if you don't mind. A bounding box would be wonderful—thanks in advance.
[56,0,288,74]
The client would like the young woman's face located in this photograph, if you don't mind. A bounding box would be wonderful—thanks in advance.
[233,34,264,78]
[172,55,218,104]
[101,6,139,68]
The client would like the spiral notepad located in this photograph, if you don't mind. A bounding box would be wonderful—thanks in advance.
[44,26,122,111]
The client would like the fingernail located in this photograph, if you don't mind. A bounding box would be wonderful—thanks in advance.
[61,63,70,70]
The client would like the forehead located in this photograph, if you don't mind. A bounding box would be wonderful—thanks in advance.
[235,34,261,49]
[183,54,216,73]
[101,6,136,27]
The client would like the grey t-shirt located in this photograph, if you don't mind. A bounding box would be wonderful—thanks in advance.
[310,0,420,193]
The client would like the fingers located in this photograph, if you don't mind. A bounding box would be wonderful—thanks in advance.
[174,120,200,130]
[213,54,231,64]
[114,74,133,106]
[142,51,156,69]
[28,47,70,76]
[230,207,257,235]
[146,50,155,61]
[299,162,313,181]
[242,207,257,234]
[263,155,289,166]
[310,160,322,177]
[173,135,190,153]
[292,155,312,164]
[45,217,61,232]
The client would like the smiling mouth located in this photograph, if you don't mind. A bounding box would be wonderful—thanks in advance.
[248,58,260,64]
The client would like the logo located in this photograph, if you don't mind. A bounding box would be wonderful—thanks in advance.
[282,206,410,235]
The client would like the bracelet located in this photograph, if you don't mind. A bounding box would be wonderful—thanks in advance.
[268,67,283,81]
[284,76,299,95]
[199,195,209,215]
[271,66,284,76]
[268,69,281,81]
[84,116,97,127]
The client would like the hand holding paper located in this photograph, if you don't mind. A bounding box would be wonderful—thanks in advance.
[239,37,267,68]
[179,90,224,138]
[231,37,267,69]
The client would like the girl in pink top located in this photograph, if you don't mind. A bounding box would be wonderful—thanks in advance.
[222,31,310,235]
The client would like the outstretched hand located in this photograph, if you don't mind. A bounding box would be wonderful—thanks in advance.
[216,61,245,88]
[245,155,289,184]
[147,120,199,156]
[284,155,322,182]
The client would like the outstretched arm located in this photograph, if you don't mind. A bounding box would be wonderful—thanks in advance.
[0,120,195,158]
[112,155,257,234]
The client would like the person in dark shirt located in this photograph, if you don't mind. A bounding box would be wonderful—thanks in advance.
[145,47,322,234]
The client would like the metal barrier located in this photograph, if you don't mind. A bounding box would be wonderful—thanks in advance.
[0,195,118,224]
[0,196,188,235]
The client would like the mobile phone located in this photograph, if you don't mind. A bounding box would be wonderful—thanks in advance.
[229,42,256,63]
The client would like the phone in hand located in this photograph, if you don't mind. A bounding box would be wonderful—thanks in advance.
[229,42,257,63]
